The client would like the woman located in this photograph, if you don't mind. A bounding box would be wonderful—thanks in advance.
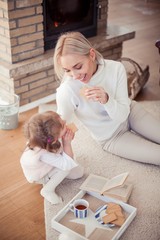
[53,31,160,165]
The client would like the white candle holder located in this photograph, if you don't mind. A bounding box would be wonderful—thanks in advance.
[0,94,20,130]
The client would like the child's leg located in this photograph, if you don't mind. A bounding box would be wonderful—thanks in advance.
[35,174,50,185]
[105,131,160,165]
[40,169,69,204]
[66,165,84,179]
[129,101,160,144]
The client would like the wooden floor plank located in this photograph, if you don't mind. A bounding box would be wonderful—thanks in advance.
[0,1,160,239]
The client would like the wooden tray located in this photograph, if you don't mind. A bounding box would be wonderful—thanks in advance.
[51,190,137,240]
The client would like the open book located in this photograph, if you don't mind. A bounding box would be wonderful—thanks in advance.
[80,172,133,202]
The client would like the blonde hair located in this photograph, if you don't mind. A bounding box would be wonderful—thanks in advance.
[53,31,103,80]
[23,111,62,153]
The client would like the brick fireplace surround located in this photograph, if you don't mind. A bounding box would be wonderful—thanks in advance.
[0,0,135,110]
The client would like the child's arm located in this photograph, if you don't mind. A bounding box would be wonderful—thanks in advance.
[62,128,74,158]
[40,128,77,171]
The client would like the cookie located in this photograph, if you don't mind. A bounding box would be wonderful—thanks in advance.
[107,203,118,208]
[105,203,126,227]
[79,86,89,99]
[111,216,125,227]
[107,204,122,213]
[115,210,124,218]
[67,123,78,133]
[102,212,117,224]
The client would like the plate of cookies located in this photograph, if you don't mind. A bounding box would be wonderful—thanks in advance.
[95,202,126,228]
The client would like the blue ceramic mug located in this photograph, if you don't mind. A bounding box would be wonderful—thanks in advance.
[69,199,89,218]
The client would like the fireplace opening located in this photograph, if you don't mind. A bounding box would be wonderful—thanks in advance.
[43,0,98,50]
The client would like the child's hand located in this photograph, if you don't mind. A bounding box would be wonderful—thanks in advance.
[62,128,75,144]
[62,129,74,158]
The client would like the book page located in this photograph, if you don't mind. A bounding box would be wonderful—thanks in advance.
[101,172,129,193]
[103,182,133,198]
[80,174,107,193]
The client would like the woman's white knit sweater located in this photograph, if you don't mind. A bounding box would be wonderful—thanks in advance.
[56,59,131,141]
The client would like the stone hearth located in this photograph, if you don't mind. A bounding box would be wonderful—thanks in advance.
[0,0,135,107]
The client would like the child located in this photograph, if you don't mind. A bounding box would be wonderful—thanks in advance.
[20,111,84,204]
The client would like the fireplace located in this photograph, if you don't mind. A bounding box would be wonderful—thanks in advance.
[0,0,135,108]
[43,0,98,50]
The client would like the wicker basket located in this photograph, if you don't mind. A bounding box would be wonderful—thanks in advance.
[119,57,150,99]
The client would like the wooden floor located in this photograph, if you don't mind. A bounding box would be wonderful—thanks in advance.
[108,0,160,101]
[0,1,160,239]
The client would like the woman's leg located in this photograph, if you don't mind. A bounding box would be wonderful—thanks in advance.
[104,130,160,165]
[103,101,160,165]
[129,101,160,144]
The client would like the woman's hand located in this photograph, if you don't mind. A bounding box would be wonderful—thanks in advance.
[85,86,108,104]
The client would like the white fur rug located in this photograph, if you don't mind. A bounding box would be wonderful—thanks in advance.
[43,101,160,240]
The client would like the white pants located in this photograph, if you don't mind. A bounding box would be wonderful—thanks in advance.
[36,164,84,185]
[102,101,160,165]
